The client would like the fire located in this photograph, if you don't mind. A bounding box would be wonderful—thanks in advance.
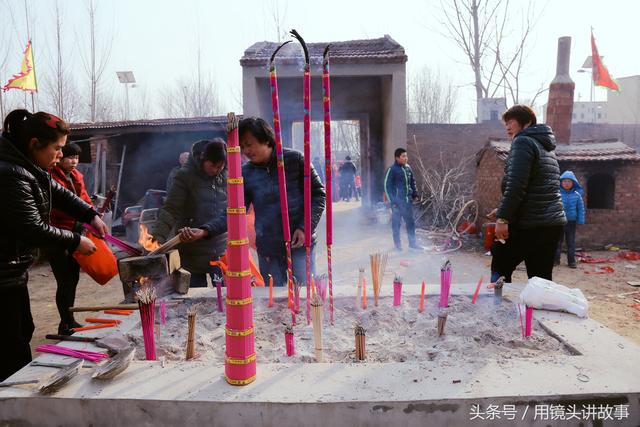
[138,223,160,252]
[139,276,151,286]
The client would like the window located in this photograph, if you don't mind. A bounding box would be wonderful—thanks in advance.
[587,174,615,209]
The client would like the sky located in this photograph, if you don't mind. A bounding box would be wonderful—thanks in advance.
[1,0,639,123]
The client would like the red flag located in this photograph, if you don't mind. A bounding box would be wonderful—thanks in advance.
[591,31,619,91]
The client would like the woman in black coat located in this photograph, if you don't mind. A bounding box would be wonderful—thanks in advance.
[489,105,566,283]
[0,109,108,380]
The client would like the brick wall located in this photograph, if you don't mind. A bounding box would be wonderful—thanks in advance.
[558,161,640,248]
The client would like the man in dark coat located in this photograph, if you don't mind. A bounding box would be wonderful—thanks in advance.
[239,117,325,287]
[339,156,358,201]
[384,148,421,251]
[166,151,190,191]
[490,105,566,282]
[152,140,228,287]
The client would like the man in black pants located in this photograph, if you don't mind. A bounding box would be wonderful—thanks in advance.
[489,105,566,282]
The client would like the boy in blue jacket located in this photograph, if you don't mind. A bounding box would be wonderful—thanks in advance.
[555,171,585,268]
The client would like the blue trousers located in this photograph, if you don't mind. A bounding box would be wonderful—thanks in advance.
[555,221,577,266]
[391,202,416,248]
[258,244,316,287]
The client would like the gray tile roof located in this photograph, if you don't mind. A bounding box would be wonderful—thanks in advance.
[485,139,640,162]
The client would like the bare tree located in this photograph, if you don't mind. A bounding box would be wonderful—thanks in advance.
[407,66,458,123]
[159,44,222,118]
[79,0,113,122]
[265,0,289,42]
[40,1,81,121]
[439,0,540,121]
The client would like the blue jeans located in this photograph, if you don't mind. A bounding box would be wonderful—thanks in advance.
[391,202,416,248]
[555,221,577,266]
[189,265,224,288]
[258,244,316,287]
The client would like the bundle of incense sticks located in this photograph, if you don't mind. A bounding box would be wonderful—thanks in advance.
[437,309,448,337]
[357,268,365,309]
[186,307,197,360]
[285,326,295,356]
[354,324,366,361]
[393,275,403,306]
[35,345,108,363]
[419,281,426,313]
[370,252,389,306]
[525,306,533,337]
[310,294,324,362]
[362,278,368,310]
[439,260,452,308]
[136,286,157,360]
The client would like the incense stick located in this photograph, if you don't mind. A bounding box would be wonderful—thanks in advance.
[419,281,426,313]
[362,278,368,310]
[370,252,389,306]
[471,276,484,304]
[268,274,273,308]
[311,294,324,362]
[35,345,108,363]
[357,268,364,310]
[186,307,197,360]
[525,306,533,337]
[306,280,311,325]
[354,324,366,361]
[136,286,157,360]
[439,260,452,308]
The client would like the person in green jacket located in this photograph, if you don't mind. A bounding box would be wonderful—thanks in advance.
[152,139,228,287]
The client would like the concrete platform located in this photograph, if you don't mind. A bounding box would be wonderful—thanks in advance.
[1,284,639,426]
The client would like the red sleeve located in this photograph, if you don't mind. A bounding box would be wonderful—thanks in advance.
[72,169,93,205]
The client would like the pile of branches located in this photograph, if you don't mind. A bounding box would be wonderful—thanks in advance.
[411,136,474,232]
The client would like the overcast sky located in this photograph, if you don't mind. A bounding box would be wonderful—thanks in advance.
[1,0,638,123]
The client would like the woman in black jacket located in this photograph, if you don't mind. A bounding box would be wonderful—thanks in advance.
[0,109,108,381]
[489,105,566,283]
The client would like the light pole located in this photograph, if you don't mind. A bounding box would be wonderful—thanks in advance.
[116,71,136,120]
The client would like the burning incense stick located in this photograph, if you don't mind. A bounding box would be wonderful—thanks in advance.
[393,275,403,306]
[322,45,334,327]
[285,326,295,356]
[186,307,197,360]
[525,306,533,337]
[439,260,452,308]
[354,324,366,361]
[268,274,273,308]
[269,41,295,309]
[310,294,324,362]
[357,268,364,309]
[419,281,426,313]
[370,252,389,306]
[290,29,313,304]
[471,276,484,304]
[437,309,448,337]
[136,286,157,360]
[362,278,368,310]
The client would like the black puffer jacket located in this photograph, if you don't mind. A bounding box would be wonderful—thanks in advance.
[243,148,325,257]
[0,136,98,277]
[497,125,567,229]
[152,146,228,273]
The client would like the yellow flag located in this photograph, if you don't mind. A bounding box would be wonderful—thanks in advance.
[2,40,37,93]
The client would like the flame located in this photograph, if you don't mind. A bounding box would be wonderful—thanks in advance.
[139,276,150,286]
[138,223,160,252]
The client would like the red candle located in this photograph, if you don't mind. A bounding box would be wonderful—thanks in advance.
[419,281,426,313]
[268,274,273,308]
[471,276,484,304]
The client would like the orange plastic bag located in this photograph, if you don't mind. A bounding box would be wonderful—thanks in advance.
[210,251,265,287]
[73,233,118,285]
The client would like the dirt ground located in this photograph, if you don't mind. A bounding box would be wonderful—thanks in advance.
[26,201,640,353]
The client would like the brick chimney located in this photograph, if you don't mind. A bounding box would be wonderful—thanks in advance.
[545,36,575,144]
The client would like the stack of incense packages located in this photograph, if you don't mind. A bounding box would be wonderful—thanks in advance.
[370,252,389,306]
[136,286,157,360]
[439,260,452,308]
[354,324,366,361]
[186,306,197,360]
[310,294,324,362]
[393,275,403,306]
[285,326,295,356]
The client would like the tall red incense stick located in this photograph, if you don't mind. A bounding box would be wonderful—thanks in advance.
[322,45,334,325]
[269,41,295,308]
[224,113,256,386]
[291,29,312,299]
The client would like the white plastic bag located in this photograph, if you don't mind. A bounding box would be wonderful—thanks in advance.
[519,276,589,318]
